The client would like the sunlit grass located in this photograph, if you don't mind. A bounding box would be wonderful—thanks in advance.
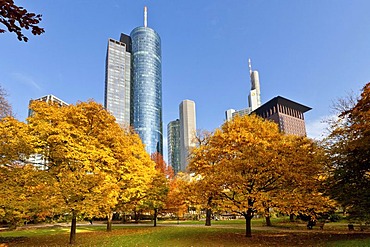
[1,220,370,246]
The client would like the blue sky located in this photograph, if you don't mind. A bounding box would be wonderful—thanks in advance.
[1,0,370,157]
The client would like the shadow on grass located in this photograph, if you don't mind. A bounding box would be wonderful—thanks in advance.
[0,236,28,244]
[1,224,370,247]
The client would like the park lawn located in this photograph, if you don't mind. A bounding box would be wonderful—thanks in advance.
[1,223,370,246]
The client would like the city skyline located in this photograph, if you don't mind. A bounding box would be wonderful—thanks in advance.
[1,1,370,159]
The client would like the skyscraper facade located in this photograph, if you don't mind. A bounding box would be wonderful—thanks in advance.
[179,100,196,171]
[131,24,163,155]
[104,35,132,127]
[167,119,181,174]
[104,7,163,155]
[248,70,261,111]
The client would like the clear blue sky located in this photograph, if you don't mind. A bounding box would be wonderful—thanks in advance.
[1,0,370,157]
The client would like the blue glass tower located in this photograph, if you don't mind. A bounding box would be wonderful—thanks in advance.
[130,8,163,155]
[104,7,163,155]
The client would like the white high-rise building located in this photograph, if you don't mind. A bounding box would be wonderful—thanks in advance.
[104,36,132,127]
[225,58,262,120]
[179,100,196,171]
[248,70,261,111]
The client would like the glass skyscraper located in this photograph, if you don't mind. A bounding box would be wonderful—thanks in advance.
[104,7,163,155]
[131,26,162,155]
[167,119,180,174]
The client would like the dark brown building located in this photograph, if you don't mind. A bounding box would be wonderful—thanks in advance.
[253,96,311,136]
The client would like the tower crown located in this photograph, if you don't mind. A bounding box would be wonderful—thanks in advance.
[144,6,148,27]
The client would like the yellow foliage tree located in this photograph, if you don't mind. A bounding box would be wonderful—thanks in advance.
[189,115,333,237]
[164,172,192,219]
[28,100,156,243]
[0,117,59,228]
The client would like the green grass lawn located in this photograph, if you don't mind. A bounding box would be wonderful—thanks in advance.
[1,220,370,246]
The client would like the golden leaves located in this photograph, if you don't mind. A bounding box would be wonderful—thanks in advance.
[188,114,333,218]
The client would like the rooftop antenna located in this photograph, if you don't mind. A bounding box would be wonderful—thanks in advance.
[144,6,148,27]
[248,58,252,77]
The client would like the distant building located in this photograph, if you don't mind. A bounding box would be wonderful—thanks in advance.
[252,96,311,136]
[226,59,261,120]
[167,119,181,174]
[224,59,311,136]
[104,7,163,155]
[179,100,197,172]
[28,94,68,117]
[225,109,236,121]
[248,69,261,111]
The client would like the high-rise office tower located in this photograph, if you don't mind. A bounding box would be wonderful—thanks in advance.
[226,58,262,120]
[253,96,311,136]
[179,100,196,171]
[167,119,181,174]
[131,7,163,155]
[104,35,132,127]
[104,7,163,155]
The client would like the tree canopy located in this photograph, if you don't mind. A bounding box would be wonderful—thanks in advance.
[325,82,370,220]
[0,0,44,41]
[27,100,156,243]
[189,114,333,237]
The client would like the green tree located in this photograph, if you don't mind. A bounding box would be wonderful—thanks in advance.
[0,0,44,41]
[325,82,370,220]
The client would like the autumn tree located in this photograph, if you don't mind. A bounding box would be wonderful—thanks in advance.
[28,100,156,243]
[267,135,335,224]
[137,153,171,227]
[0,163,60,229]
[0,0,44,41]
[163,172,190,220]
[325,82,370,220]
[188,130,220,226]
[0,86,12,119]
[101,131,156,231]
[189,115,333,237]
[0,117,56,228]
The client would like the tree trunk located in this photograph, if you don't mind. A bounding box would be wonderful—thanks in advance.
[9,221,17,230]
[134,210,140,223]
[107,212,113,232]
[245,213,253,238]
[153,208,158,227]
[245,198,254,237]
[265,207,271,226]
[205,208,212,226]
[69,210,77,245]
[290,214,295,222]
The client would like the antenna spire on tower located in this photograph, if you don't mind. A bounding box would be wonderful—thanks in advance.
[248,58,252,76]
[144,6,148,27]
